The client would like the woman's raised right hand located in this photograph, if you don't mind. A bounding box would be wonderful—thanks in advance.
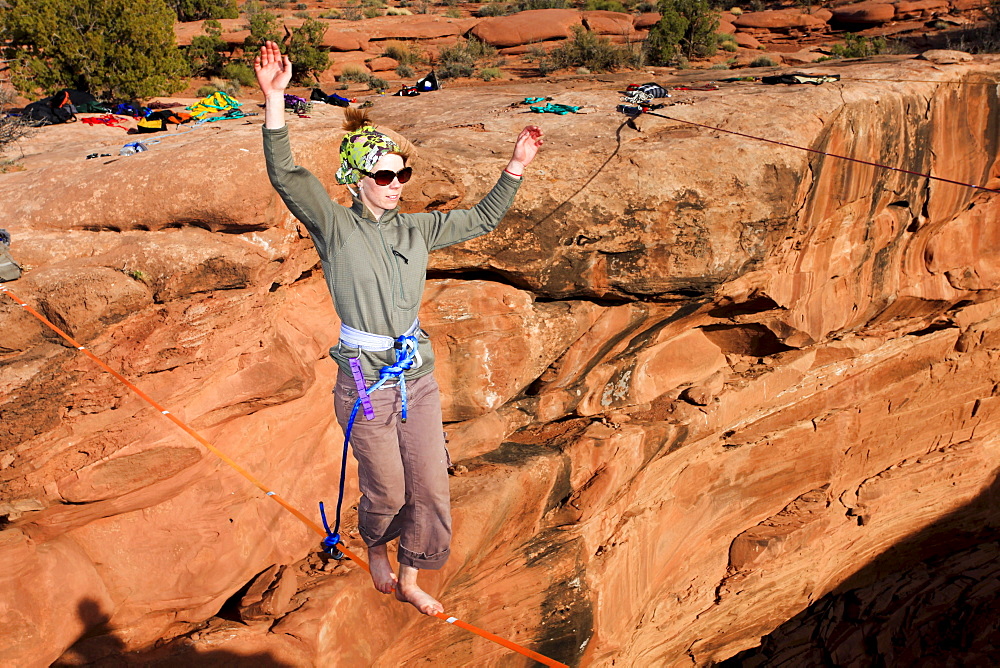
[253,40,293,97]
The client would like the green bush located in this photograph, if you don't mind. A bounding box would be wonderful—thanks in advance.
[285,18,331,80]
[584,0,628,10]
[646,0,719,64]
[294,10,311,18]
[509,0,565,10]
[197,83,221,96]
[243,6,282,57]
[168,0,238,21]
[437,38,499,79]
[384,41,424,66]
[296,2,308,7]
[478,66,502,80]
[186,19,229,76]
[718,34,738,51]
[548,25,641,72]
[319,8,342,17]
[444,7,462,16]
[342,2,363,19]
[396,64,416,78]
[363,7,384,17]
[221,62,257,87]
[209,76,241,95]
[476,1,509,15]
[749,54,776,66]
[3,0,188,99]
[829,33,887,58]
[340,65,372,82]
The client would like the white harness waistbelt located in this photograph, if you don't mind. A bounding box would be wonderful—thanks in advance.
[339,319,421,352]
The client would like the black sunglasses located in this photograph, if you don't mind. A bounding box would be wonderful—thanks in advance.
[361,166,412,186]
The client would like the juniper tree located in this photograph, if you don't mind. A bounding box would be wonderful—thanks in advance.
[3,0,188,99]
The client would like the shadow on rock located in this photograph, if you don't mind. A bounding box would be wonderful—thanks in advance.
[52,597,295,667]
[719,469,1000,666]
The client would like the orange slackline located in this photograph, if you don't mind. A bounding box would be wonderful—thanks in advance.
[0,284,568,668]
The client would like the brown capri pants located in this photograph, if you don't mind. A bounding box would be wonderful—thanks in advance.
[333,369,452,570]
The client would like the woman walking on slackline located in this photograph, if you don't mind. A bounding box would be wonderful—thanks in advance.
[254,41,543,615]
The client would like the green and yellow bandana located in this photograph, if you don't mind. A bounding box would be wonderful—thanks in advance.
[336,125,399,185]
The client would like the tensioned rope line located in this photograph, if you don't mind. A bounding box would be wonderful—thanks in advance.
[638,110,1000,195]
[0,283,568,668]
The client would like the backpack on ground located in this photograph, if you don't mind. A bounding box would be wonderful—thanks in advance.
[0,229,22,282]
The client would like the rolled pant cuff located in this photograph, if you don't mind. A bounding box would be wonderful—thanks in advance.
[398,546,450,570]
[360,526,402,548]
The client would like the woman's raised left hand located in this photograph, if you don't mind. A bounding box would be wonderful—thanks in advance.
[506,125,544,176]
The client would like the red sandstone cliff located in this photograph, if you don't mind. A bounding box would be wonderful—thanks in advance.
[2,54,1000,666]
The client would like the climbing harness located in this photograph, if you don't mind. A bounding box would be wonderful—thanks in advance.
[320,320,423,559]
[0,284,567,668]
[618,107,1000,195]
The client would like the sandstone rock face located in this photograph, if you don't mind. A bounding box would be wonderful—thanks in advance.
[469,9,583,47]
[831,1,898,23]
[3,58,1000,668]
[366,56,399,72]
[733,8,829,30]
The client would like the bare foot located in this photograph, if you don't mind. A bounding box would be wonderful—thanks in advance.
[395,564,444,615]
[368,544,397,594]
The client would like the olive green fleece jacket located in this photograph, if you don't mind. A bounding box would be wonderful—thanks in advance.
[263,125,522,381]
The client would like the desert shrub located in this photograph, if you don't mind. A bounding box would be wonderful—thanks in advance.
[396,64,416,78]
[829,33,887,58]
[197,83,221,96]
[266,0,288,7]
[749,54,776,66]
[243,6,282,55]
[342,2,363,19]
[209,76,241,95]
[436,38,499,79]
[525,44,557,74]
[718,34,737,51]
[0,86,34,154]
[508,0,565,10]
[3,0,188,99]
[585,0,628,11]
[320,8,342,17]
[221,62,256,87]
[294,10,311,18]
[476,1,510,15]
[340,65,372,82]
[444,7,462,16]
[645,0,719,64]
[384,41,424,65]
[168,0,238,21]
[386,6,413,13]
[549,25,640,72]
[367,75,389,91]
[478,66,502,80]
[296,2,308,7]
[364,6,384,17]
[187,19,229,76]
[284,18,330,80]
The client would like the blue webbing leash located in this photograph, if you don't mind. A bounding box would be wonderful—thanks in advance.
[319,333,421,558]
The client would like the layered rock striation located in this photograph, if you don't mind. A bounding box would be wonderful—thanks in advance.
[2,56,1000,666]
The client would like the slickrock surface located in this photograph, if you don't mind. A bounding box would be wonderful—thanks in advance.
[3,55,1000,666]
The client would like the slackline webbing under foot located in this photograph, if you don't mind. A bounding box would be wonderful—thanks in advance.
[0,284,568,668]
[638,109,1000,195]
